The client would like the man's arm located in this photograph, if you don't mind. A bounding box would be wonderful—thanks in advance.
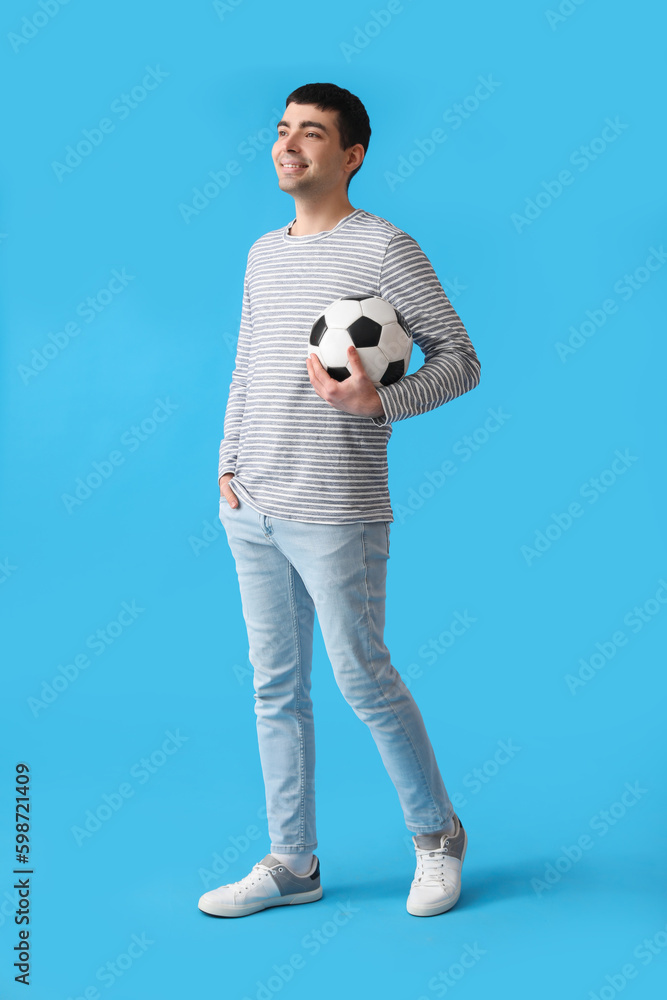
[371,231,481,426]
[218,261,252,490]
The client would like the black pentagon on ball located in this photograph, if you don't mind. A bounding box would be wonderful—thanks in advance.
[380,359,405,386]
[310,315,327,346]
[339,294,368,301]
[348,315,382,348]
[327,366,352,382]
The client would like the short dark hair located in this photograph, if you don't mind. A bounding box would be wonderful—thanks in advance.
[284,82,371,189]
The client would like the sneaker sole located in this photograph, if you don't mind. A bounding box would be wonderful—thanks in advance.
[198,885,323,918]
[406,830,467,917]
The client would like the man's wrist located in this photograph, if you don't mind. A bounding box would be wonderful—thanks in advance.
[371,385,395,425]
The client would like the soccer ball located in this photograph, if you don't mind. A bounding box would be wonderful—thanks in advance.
[308,295,413,387]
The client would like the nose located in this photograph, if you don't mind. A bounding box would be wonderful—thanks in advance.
[277,133,300,151]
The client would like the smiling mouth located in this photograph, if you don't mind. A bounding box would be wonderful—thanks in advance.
[281,163,308,171]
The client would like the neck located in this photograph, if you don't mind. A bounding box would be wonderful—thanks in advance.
[288,199,356,237]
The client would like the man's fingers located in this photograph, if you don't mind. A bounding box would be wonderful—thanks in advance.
[223,485,238,507]
[307,354,336,399]
[219,474,238,507]
[346,345,368,378]
[307,352,329,384]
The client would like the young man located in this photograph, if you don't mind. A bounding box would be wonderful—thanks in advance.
[198,83,481,919]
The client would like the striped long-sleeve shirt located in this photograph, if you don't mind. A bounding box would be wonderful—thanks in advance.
[218,208,481,523]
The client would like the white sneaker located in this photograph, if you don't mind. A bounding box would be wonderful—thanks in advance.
[407,814,467,917]
[198,854,322,918]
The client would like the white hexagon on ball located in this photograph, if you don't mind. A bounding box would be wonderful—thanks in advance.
[379,322,411,363]
[316,328,353,369]
[360,296,396,326]
[324,299,362,329]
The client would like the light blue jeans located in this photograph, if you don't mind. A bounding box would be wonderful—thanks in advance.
[218,491,455,855]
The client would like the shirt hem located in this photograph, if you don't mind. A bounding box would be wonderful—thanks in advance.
[230,479,394,524]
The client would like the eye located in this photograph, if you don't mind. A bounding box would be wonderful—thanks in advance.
[277,130,320,139]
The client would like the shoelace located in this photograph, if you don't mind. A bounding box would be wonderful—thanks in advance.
[414,842,457,887]
[223,862,274,890]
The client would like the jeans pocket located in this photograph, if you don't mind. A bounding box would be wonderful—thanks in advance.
[219,491,239,522]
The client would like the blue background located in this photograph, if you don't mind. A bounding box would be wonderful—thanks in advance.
[2,0,666,997]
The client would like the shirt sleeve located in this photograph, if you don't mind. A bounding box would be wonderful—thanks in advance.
[218,260,252,480]
[371,232,481,426]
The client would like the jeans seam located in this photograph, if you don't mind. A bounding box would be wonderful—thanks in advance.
[286,559,307,848]
[361,522,444,826]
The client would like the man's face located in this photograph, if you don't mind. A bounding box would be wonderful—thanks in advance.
[272,102,362,197]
